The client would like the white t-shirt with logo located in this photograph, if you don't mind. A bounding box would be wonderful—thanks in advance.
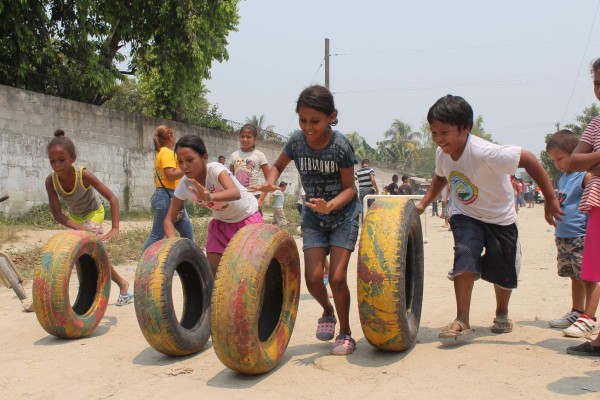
[174,162,258,223]
[434,134,521,225]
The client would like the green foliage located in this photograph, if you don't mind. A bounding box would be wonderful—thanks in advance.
[0,204,61,228]
[471,115,494,142]
[0,1,240,110]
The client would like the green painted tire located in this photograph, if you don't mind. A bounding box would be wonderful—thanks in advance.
[134,238,213,356]
[358,198,424,351]
[33,231,111,338]
[211,224,301,375]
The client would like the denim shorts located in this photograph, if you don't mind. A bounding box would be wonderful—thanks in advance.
[302,217,359,252]
[448,213,521,289]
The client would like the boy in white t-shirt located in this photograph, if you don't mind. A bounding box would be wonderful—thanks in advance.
[415,95,563,340]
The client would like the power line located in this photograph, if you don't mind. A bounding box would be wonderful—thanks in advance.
[332,39,600,58]
[560,0,600,122]
[334,76,576,95]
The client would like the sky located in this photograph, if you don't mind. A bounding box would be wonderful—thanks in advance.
[204,0,600,158]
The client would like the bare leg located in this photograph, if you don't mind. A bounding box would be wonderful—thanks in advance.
[207,252,222,278]
[110,265,130,296]
[328,246,352,336]
[451,272,475,330]
[304,248,335,317]
[584,280,600,317]
[494,284,512,318]
[571,278,586,313]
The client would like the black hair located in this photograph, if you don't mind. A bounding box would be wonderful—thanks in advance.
[296,85,338,125]
[392,174,399,181]
[401,175,409,182]
[174,135,207,157]
[361,159,370,166]
[546,129,579,154]
[240,124,258,138]
[591,57,600,74]
[47,129,76,157]
[427,94,474,131]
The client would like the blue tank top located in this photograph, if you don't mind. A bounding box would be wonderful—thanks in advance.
[555,171,588,238]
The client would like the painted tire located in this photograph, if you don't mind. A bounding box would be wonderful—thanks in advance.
[135,238,213,356]
[211,224,301,375]
[358,198,424,351]
[33,231,111,338]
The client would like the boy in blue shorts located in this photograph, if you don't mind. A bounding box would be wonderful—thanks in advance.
[416,95,563,339]
[546,130,598,337]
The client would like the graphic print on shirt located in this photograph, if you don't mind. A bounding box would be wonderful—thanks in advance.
[197,183,229,211]
[233,158,256,187]
[297,156,340,200]
[558,190,567,207]
[449,171,478,205]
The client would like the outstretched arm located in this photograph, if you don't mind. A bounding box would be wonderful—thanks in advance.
[416,175,447,214]
[519,149,563,226]
[45,175,85,231]
[84,170,120,240]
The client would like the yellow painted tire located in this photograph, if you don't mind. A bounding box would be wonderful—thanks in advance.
[358,198,424,351]
[211,224,301,375]
[135,238,213,356]
[33,231,111,338]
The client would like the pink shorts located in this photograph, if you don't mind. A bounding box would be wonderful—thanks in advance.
[205,212,264,254]
[581,207,600,282]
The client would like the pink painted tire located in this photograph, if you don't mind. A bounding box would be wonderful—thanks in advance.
[211,224,301,375]
[134,238,213,356]
[33,231,111,338]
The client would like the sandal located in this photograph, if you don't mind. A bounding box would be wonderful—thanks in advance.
[116,290,134,307]
[439,320,472,339]
[331,334,356,355]
[316,315,337,341]
[490,316,513,333]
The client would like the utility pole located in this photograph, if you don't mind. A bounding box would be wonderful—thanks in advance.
[555,122,560,131]
[324,38,330,89]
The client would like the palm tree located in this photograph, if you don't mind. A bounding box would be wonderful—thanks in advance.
[345,131,375,160]
[383,119,420,170]
[245,114,275,139]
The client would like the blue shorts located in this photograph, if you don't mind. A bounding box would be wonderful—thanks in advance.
[449,214,521,289]
[302,217,359,252]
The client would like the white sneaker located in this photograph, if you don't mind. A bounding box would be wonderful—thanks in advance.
[563,315,599,338]
[549,310,581,328]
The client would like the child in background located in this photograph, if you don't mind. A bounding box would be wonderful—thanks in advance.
[398,175,413,195]
[386,174,400,195]
[253,85,361,355]
[229,124,269,212]
[45,130,132,306]
[415,95,562,340]
[546,130,596,337]
[142,125,193,251]
[166,135,263,277]
[567,57,600,356]
[268,181,289,225]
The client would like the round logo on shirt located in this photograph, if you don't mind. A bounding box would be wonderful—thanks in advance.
[449,171,478,205]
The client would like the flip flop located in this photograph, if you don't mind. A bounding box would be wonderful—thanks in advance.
[491,317,513,333]
[439,320,472,339]
[116,290,134,307]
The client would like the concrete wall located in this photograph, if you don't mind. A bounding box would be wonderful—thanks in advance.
[0,85,398,216]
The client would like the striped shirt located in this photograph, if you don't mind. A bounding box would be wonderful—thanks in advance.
[355,167,375,190]
[579,116,600,212]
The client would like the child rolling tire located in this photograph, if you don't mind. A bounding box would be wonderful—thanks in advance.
[134,238,213,356]
[358,198,425,351]
[33,231,111,338]
[211,224,301,375]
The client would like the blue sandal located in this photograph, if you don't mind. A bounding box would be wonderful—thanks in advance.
[116,290,133,306]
